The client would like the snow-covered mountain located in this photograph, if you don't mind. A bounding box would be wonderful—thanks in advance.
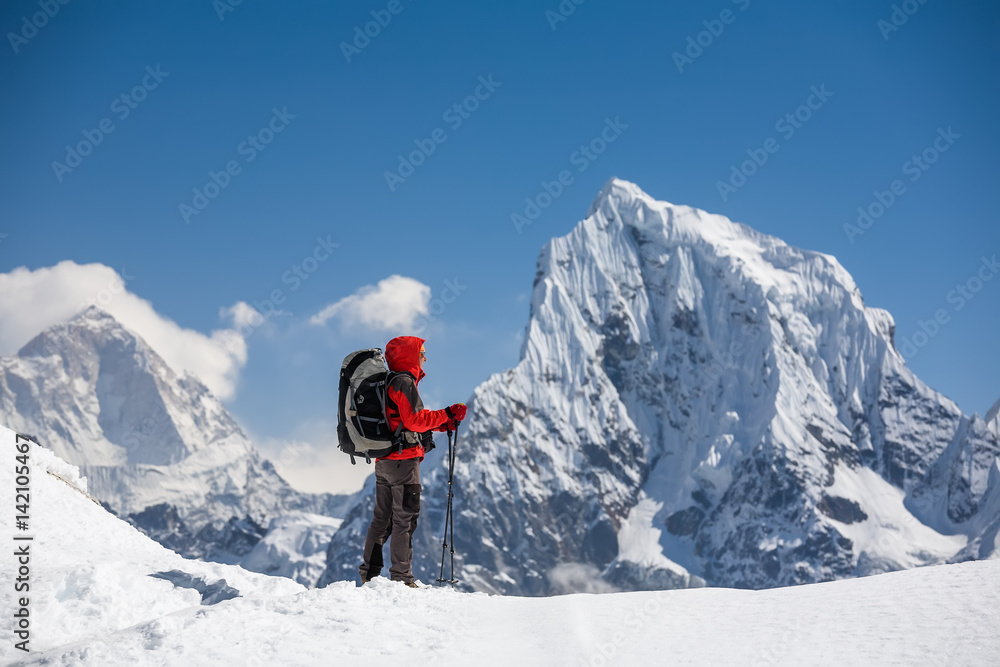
[988,398,1000,440]
[240,512,343,587]
[4,425,999,666]
[322,178,1000,595]
[0,307,347,564]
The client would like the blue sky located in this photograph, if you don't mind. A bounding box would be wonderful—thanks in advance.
[2,0,998,492]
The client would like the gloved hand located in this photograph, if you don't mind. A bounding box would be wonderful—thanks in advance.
[444,418,459,432]
[445,403,467,421]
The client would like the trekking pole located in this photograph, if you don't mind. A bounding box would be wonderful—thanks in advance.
[436,424,459,584]
[436,429,451,583]
[448,423,458,581]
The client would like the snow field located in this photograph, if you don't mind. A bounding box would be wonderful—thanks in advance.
[18,562,1000,666]
[4,426,999,666]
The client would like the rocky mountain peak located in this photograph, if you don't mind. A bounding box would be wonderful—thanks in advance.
[0,308,346,566]
[323,179,1000,594]
[987,397,1000,439]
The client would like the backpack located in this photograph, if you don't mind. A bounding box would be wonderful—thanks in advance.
[337,348,427,464]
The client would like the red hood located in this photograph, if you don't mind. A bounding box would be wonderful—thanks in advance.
[385,336,426,383]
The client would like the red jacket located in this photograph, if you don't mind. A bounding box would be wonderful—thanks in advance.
[381,336,450,461]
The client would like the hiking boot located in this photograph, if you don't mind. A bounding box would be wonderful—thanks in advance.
[405,581,419,589]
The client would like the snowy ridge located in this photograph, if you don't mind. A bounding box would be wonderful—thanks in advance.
[3,423,999,666]
[321,178,1000,595]
[0,308,347,567]
[987,397,1000,440]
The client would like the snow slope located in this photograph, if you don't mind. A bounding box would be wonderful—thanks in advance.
[0,425,302,664]
[3,424,998,666]
[322,178,1000,595]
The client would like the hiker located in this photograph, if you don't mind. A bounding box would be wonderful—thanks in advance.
[358,335,466,587]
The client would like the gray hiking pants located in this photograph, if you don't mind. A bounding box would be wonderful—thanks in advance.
[359,458,421,584]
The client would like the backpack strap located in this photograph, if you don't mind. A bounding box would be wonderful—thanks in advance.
[383,371,420,453]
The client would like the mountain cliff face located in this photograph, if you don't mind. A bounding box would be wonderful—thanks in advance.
[988,399,1000,440]
[321,178,999,594]
[0,307,346,563]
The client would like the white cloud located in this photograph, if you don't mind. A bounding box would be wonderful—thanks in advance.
[310,274,431,332]
[0,261,247,401]
[223,301,267,330]
[548,563,620,594]
[254,419,371,495]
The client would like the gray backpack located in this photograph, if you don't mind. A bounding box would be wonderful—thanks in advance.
[337,348,427,464]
